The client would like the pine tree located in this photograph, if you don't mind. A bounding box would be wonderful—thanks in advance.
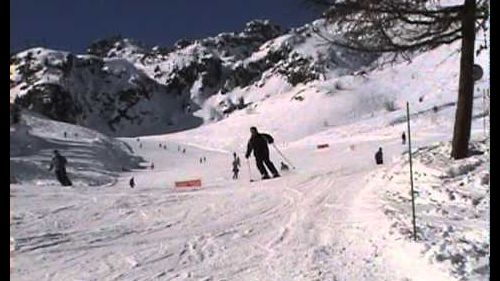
[306,0,489,159]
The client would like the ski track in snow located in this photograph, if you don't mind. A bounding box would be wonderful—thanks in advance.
[10,35,489,280]
[11,122,475,280]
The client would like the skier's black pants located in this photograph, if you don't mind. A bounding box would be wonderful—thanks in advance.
[55,169,72,186]
[255,156,279,177]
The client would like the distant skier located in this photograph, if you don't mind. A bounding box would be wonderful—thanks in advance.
[233,152,240,166]
[129,177,135,188]
[232,152,241,179]
[150,162,155,170]
[232,161,240,179]
[203,156,206,162]
[245,127,280,179]
[200,157,203,164]
[64,131,67,138]
[375,147,384,165]
[48,150,72,186]
[232,164,240,179]
[402,131,406,145]
[139,143,143,149]
[182,148,186,154]
[280,161,289,172]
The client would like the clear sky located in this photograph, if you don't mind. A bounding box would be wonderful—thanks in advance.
[10,0,322,54]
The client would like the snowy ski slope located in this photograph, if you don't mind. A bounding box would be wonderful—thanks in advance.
[10,35,489,281]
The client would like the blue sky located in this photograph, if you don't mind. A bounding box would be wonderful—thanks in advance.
[10,0,321,53]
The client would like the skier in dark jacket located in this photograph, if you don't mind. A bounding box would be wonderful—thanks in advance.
[375,147,384,165]
[129,177,135,188]
[245,127,280,179]
[48,150,72,186]
[401,132,406,145]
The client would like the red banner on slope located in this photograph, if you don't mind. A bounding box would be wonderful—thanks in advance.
[175,179,202,189]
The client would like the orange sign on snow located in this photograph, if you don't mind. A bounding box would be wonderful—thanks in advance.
[175,179,202,189]
[317,144,329,149]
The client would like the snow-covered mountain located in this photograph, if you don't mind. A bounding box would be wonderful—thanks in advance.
[10,19,378,137]
[10,47,202,137]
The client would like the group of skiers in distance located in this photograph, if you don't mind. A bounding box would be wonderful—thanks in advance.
[47,126,409,186]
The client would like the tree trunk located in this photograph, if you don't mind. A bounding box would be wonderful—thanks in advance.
[451,0,476,159]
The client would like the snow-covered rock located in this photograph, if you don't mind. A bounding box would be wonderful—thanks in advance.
[10,47,201,137]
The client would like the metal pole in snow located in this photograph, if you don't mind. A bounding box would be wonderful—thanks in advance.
[406,102,417,241]
[272,144,296,169]
[246,159,254,182]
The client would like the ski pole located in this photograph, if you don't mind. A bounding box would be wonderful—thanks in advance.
[271,143,296,169]
[246,159,255,182]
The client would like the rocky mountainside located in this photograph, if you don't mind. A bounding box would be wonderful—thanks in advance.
[10,19,377,137]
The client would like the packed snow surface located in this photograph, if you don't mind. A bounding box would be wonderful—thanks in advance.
[11,34,489,280]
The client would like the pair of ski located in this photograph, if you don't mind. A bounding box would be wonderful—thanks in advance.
[247,143,296,183]
[247,143,295,182]
[249,175,281,183]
